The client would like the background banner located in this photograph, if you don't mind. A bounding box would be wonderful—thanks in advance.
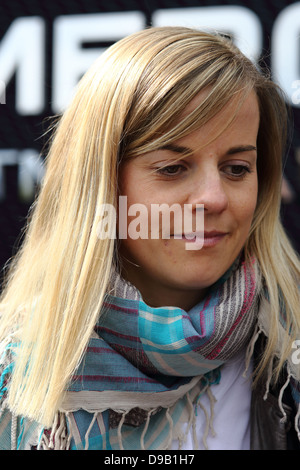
[0,0,299,285]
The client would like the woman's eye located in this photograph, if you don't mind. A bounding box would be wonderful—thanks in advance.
[156,164,186,176]
[223,164,251,178]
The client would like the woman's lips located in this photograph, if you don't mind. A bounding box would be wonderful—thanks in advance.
[172,231,228,247]
[202,231,228,247]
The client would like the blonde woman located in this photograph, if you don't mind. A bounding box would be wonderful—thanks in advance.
[0,26,299,450]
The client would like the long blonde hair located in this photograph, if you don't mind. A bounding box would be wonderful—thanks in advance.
[1,27,299,426]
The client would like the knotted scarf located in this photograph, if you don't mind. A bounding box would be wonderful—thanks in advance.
[0,256,299,449]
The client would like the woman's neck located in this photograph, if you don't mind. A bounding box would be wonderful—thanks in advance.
[120,265,208,311]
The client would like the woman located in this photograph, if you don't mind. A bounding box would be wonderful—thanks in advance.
[0,26,299,450]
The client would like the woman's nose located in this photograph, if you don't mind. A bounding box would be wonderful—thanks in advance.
[187,169,229,213]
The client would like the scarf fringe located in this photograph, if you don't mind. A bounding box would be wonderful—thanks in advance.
[3,359,300,450]
[35,382,219,450]
[84,412,98,450]
[37,411,70,450]
[117,410,128,450]
[183,392,197,449]
[244,323,300,438]
[194,384,217,450]
[35,337,299,451]
[140,409,153,450]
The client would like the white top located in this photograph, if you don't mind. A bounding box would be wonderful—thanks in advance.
[172,351,253,450]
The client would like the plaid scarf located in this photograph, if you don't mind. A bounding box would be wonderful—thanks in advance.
[1,257,299,449]
[42,256,261,449]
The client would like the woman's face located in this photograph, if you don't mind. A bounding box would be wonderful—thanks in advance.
[118,90,259,310]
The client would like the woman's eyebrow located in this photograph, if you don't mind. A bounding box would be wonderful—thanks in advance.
[226,145,257,155]
[158,143,192,156]
[158,143,257,157]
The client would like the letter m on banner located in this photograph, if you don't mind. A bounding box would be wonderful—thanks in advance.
[0,80,5,104]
